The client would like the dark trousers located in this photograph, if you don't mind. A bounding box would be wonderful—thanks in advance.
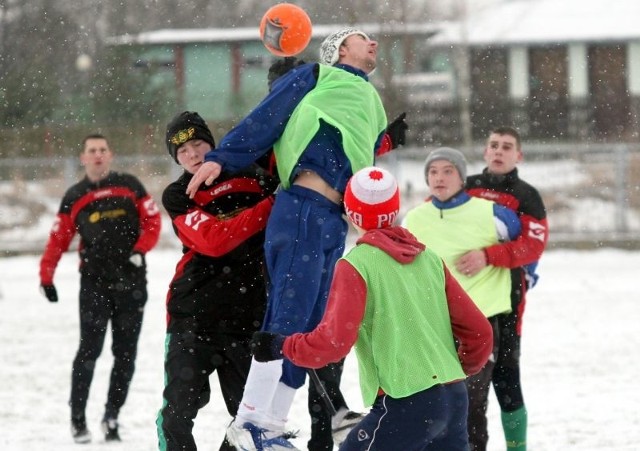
[70,272,147,420]
[307,360,349,451]
[468,276,528,451]
[340,382,470,451]
[493,309,525,411]
[493,277,526,413]
[156,331,253,451]
[466,316,500,451]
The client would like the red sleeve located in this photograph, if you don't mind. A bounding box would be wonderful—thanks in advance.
[173,196,273,257]
[133,194,162,254]
[283,259,366,368]
[376,133,393,157]
[39,213,76,285]
[484,214,548,268]
[443,264,493,376]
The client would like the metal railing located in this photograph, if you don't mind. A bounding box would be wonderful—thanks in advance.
[1,147,639,254]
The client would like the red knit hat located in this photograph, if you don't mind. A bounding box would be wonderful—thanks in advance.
[344,167,400,230]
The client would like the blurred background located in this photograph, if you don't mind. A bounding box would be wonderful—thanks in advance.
[1,0,639,253]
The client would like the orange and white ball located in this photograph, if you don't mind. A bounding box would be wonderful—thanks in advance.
[259,3,312,57]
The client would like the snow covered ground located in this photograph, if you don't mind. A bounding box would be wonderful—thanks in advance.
[1,245,639,450]
[1,152,638,450]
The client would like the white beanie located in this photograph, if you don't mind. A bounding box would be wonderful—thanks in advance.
[344,167,400,230]
[319,27,369,66]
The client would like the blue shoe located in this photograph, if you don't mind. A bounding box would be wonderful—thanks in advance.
[226,420,299,451]
[226,420,260,450]
[262,429,299,450]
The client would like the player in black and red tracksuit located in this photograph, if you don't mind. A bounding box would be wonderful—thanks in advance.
[39,134,161,444]
[462,126,549,451]
[156,112,278,451]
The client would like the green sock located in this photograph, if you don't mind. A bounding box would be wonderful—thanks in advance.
[501,406,527,450]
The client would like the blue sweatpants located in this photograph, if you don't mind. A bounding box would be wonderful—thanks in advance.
[262,185,348,388]
[339,381,470,451]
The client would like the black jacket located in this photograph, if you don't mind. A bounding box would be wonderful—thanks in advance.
[162,165,278,335]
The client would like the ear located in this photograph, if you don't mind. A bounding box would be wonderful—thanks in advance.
[338,44,349,60]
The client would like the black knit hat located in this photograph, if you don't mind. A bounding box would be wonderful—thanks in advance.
[267,57,306,91]
[165,111,215,163]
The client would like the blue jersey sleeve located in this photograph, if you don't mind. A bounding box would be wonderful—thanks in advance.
[204,63,319,172]
[494,203,521,241]
[524,261,540,288]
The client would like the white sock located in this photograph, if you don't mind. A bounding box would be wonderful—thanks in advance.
[269,381,297,425]
[236,359,283,428]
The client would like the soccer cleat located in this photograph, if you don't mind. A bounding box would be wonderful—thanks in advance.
[332,408,365,445]
[71,416,91,444]
[226,420,259,450]
[226,420,300,451]
[101,417,121,442]
[262,430,300,451]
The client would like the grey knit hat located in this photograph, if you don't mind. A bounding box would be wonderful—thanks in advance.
[424,147,467,183]
[319,27,369,66]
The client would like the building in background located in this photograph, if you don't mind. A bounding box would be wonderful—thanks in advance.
[107,0,640,147]
[106,23,439,124]
[425,0,640,144]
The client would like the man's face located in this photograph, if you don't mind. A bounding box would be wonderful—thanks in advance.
[80,138,113,181]
[483,133,523,175]
[339,34,378,74]
[176,139,211,174]
[427,160,464,202]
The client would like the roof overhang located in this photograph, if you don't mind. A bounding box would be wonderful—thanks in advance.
[106,22,441,46]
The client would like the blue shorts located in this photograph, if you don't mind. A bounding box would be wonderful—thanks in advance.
[262,185,348,387]
[340,381,470,451]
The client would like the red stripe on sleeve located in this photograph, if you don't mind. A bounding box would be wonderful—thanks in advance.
[39,213,76,284]
[173,196,273,257]
[133,194,162,254]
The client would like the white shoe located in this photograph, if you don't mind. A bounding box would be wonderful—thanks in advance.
[226,420,300,451]
[332,407,365,445]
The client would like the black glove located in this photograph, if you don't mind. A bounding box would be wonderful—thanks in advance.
[250,331,286,362]
[41,284,58,303]
[386,112,408,148]
[267,56,306,90]
[128,251,144,268]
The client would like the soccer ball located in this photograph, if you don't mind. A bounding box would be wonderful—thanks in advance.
[259,3,312,57]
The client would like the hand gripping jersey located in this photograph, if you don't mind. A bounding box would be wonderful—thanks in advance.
[466,167,548,286]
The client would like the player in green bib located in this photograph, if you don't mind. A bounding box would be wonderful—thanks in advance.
[251,166,493,450]
[403,147,522,451]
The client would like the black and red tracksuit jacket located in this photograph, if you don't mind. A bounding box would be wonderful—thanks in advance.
[467,167,548,269]
[162,165,278,335]
[39,171,161,284]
